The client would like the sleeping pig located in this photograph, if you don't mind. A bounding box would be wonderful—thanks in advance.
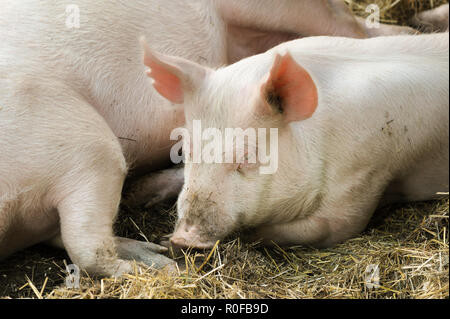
[142,32,449,249]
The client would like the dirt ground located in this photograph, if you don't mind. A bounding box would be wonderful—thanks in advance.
[0,0,448,299]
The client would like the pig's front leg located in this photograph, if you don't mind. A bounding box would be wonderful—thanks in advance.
[123,165,184,208]
[249,190,381,248]
[248,215,335,248]
[250,211,372,248]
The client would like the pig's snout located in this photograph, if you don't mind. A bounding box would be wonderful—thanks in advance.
[173,188,239,249]
[170,222,216,250]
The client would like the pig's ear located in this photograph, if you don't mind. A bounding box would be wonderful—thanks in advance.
[260,52,318,122]
[140,37,209,104]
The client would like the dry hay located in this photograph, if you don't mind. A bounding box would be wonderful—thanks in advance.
[346,0,449,25]
[1,0,449,299]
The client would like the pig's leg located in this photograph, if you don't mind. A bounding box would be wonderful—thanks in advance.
[250,209,374,248]
[56,163,136,276]
[251,181,383,247]
[57,174,176,275]
[248,216,334,247]
[217,0,367,38]
[55,140,175,275]
[409,4,449,33]
[219,0,368,62]
[123,165,184,208]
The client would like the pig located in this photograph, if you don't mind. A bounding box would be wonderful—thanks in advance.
[141,32,449,249]
[1,0,395,277]
[140,4,450,210]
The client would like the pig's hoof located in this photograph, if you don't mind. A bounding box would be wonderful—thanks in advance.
[115,237,176,271]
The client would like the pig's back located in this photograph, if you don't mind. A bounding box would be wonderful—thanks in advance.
[0,0,228,169]
[275,33,448,62]
[0,0,227,101]
[0,0,226,68]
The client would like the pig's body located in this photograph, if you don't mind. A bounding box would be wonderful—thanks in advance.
[143,33,448,249]
[1,0,386,275]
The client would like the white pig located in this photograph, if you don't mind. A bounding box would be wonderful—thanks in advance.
[142,33,449,249]
[1,0,392,276]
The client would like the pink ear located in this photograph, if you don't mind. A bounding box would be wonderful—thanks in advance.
[141,37,210,105]
[141,40,184,104]
[145,58,184,104]
[262,52,318,122]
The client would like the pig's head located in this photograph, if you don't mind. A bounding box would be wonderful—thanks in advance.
[141,38,318,249]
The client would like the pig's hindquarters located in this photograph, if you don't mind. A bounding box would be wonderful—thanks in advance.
[0,79,174,276]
